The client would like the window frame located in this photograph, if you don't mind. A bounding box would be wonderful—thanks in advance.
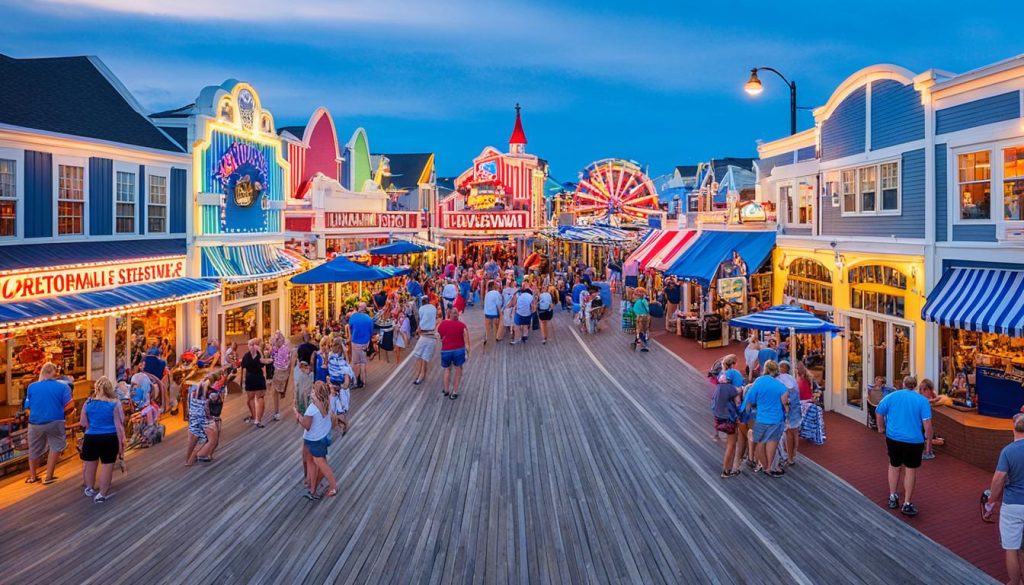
[146,168,170,234]
[838,159,901,217]
[956,149,993,223]
[1002,145,1024,224]
[52,155,89,237]
[113,162,137,235]
[0,148,23,240]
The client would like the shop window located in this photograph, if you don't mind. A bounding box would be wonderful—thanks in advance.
[841,169,856,213]
[837,161,901,216]
[880,162,900,212]
[848,265,907,289]
[959,150,991,220]
[784,258,832,305]
[262,280,279,296]
[848,264,907,318]
[115,171,136,234]
[58,164,85,235]
[1003,146,1024,221]
[224,282,258,303]
[148,174,168,233]
[859,166,877,212]
[0,158,16,237]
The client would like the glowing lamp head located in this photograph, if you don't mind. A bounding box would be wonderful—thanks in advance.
[744,69,763,96]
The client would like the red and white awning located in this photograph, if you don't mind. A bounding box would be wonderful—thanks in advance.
[625,229,696,272]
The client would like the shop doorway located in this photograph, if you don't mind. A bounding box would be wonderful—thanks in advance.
[838,313,913,423]
[223,303,259,347]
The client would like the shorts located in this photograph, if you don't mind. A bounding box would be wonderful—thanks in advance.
[351,343,368,365]
[484,313,499,320]
[411,335,437,361]
[752,421,784,443]
[189,418,209,443]
[572,303,581,314]
[538,309,553,321]
[304,436,331,458]
[334,388,351,415]
[441,349,466,368]
[80,433,119,464]
[502,308,515,327]
[272,368,290,393]
[714,417,737,435]
[786,410,803,430]
[515,313,531,326]
[28,421,66,460]
[625,275,638,288]
[1000,503,1024,549]
[885,438,925,469]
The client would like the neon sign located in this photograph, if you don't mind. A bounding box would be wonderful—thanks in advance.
[441,211,527,231]
[215,142,268,208]
[0,258,186,302]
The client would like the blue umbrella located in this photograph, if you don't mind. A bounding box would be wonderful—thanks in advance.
[375,266,413,278]
[290,256,389,285]
[367,240,430,256]
[729,304,842,334]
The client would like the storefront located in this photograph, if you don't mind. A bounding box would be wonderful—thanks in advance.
[0,243,218,408]
[771,246,927,422]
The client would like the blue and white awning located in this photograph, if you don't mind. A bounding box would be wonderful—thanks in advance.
[922,267,1024,337]
[201,244,299,281]
[541,225,643,244]
[0,278,219,331]
[729,304,842,334]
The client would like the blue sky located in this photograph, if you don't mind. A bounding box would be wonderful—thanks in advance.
[1,1,1019,180]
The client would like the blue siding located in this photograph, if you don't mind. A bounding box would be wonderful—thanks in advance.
[871,80,924,150]
[936,91,1020,134]
[88,158,113,236]
[935,144,947,242]
[170,167,187,234]
[757,151,795,178]
[24,150,52,238]
[821,86,866,162]
[796,145,816,162]
[138,164,146,235]
[783,226,812,236]
[952,224,997,242]
[820,148,925,238]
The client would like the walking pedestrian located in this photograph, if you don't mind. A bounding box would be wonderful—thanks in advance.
[741,361,788,478]
[197,373,225,462]
[23,362,73,485]
[483,281,504,345]
[347,303,373,389]
[663,276,680,332]
[744,337,762,381]
[394,310,410,362]
[239,338,271,428]
[777,360,802,466]
[632,288,651,352]
[510,283,535,345]
[441,278,458,319]
[712,371,742,478]
[185,376,214,466]
[876,375,931,516]
[293,360,315,481]
[269,331,292,421]
[501,278,517,337]
[296,382,337,500]
[538,285,556,344]
[984,413,1024,584]
[327,338,354,434]
[411,295,438,386]
[437,307,470,400]
[79,376,125,502]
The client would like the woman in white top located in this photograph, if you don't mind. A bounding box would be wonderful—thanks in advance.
[510,285,536,345]
[537,286,556,344]
[295,382,337,500]
[743,337,762,381]
[501,279,518,336]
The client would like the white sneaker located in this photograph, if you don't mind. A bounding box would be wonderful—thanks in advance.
[84,487,98,498]
[272,412,282,421]
[94,493,110,503]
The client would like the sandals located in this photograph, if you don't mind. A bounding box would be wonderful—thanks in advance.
[442,389,450,397]
[25,476,39,484]
[42,476,59,485]
[413,378,422,386]
[720,470,741,479]
[325,488,338,498]
[303,491,321,501]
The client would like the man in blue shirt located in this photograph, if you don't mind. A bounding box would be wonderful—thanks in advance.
[571,277,588,315]
[24,362,73,484]
[406,277,423,302]
[876,375,932,517]
[985,414,1024,581]
[347,303,374,389]
[756,339,779,371]
[740,361,788,478]
[663,276,681,332]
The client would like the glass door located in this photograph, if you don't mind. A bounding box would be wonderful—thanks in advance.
[841,315,865,419]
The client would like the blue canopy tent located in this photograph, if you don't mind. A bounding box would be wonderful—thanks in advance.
[367,240,431,256]
[663,231,775,287]
[375,266,413,278]
[542,225,640,245]
[729,304,842,334]
[290,256,388,285]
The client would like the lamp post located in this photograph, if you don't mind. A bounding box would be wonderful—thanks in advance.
[744,67,797,135]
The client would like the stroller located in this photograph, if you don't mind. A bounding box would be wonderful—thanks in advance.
[579,294,605,334]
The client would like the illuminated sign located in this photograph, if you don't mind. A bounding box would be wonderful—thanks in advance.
[215,142,268,208]
[0,258,186,302]
[440,211,528,231]
[475,159,498,182]
[738,201,767,223]
[717,276,746,302]
[323,212,420,230]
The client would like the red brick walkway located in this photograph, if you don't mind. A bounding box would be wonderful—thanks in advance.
[649,322,1007,581]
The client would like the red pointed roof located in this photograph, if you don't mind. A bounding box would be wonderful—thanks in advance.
[508,103,527,145]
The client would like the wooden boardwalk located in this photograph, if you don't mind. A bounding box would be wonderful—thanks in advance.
[0,307,994,584]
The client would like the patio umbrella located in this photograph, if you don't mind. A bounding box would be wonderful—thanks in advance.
[290,256,389,285]
[375,266,413,278]
[728,304,842,334]
[367,240,431,256]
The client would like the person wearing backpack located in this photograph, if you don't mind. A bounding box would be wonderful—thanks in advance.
[711,372,742,478]
[632,288,651,352]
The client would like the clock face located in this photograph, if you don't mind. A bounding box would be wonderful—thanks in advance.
[238,89,254,109]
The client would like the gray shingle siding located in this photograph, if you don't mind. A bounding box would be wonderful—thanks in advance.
[936,91,1020,135]
[820,148,925,238]
[821,86,866,162]
[871,80,924,150]
[935,144,947,242]
[952,224,997,242]
[796,146,816,162]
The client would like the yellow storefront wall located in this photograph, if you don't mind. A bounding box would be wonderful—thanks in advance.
[771,246,927,419]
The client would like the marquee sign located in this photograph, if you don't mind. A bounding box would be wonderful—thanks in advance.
[0,258,186,302]
[215,142,268,208]
[440,211,528,231]
[323,212,420,230]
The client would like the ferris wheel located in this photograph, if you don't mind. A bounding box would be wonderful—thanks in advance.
[573,158,660,224]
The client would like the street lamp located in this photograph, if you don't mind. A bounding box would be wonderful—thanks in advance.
[744,67,797,135]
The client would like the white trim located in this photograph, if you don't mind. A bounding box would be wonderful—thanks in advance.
[950,146,995,226]
[813,64,917,123]
[0,147,24,242]
[145,166,170,235]
[837,158,902,217]
[756,128,816,159]
[0,124,187,163]
[112,161,138,235]
[52,154,88,238]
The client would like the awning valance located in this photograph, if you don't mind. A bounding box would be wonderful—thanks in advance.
[201,244,300,282]
[663,230,775,286]
[541,225,642,245]
[0,278,219,331]
[922,267,1024,337]
[729,304,842,334]
[625,229,696,272]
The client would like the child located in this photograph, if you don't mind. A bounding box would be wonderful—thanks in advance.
[330,383,351,437]
[185,378,211,466]
[394,311,410,363]
[327,337,354,429]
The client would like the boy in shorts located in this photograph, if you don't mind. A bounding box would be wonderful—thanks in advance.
[327,338,354,434]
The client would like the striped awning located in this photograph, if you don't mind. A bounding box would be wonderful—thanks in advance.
[541,225,639,245]
[625,230,696,272]
[201,244,300,281]
[729,304,842,334]
[649,230,697,271]
[922,267,1024,337]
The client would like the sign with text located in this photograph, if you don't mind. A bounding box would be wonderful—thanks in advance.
[440,211,528,231]
[323,212,420,230]
[1,257,186,302]
[717,276,746,302]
